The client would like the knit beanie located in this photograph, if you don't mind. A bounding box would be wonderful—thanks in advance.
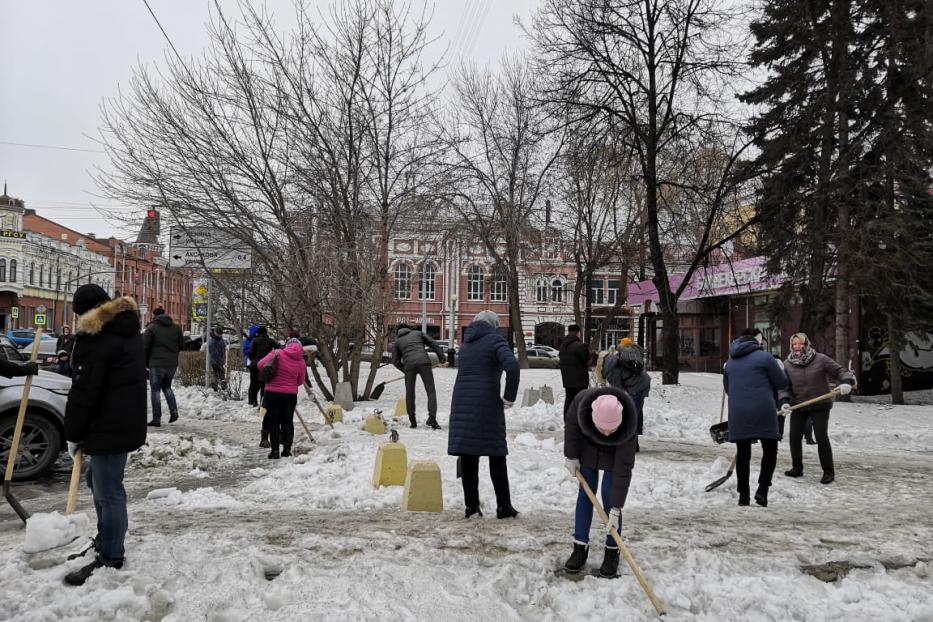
[473,310,499,328]
[591,394,623,433]
[619,337,634,348]
[72,284,111,315]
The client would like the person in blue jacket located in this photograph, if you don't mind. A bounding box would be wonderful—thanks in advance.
[243,324,258,368]
[447,310,520,519]
[723,327,788,507]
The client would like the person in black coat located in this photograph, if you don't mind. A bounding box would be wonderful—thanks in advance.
[63,284,147,586]
[563,387,637,578]
[723,328,788,507]
[247,326,277,446]
[392,323,447,429]
[0,356,39,378]
[559,324,591,416]
[447,311,520,519]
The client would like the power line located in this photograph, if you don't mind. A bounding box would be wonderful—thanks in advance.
[0,141,104,154]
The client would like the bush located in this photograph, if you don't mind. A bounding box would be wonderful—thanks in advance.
[178,352,207,387]
[177,350,245,401]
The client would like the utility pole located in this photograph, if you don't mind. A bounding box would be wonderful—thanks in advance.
[204,275,212,388]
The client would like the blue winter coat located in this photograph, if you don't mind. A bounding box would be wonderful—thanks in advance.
[447,321,520,457]
[723,337,788,441]
[243,325,259,366]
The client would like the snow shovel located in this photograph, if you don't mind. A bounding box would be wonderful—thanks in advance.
[370,364,444,400]
[2,329,43,524]
[575,471,666,617]
[303,383,334,429]
[704,388,843,492]
[294,411,315,445]
[65,448,83,514]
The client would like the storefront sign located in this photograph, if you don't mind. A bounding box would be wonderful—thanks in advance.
[1,230,26,239]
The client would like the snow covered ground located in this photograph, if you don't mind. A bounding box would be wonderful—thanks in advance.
[1,367,931,621]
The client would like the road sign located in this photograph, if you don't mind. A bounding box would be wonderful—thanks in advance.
[37,305,47,313]
[34,313,46,326]
[169,226,252,270]
[192,302,207,320]
[138,304,149,315]
[10,307,18,319]
[194,284,208,298]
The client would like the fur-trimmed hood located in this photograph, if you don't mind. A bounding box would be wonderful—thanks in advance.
[575,386,638,447]
[76,296,140,336]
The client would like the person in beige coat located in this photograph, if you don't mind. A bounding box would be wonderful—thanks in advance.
[779,332,856,484]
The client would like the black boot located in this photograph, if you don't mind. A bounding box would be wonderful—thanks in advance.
[169,411,179,423]
[563,542,588,573]
[784,469,803,478]
[409,417,418,429]
[496,505,519,519]
[426,417,441,430]
[147,420,160,427]
[281,430,293,457]
[599,546,620,578]
[754,486,768,507]
[64,557,123,586]
[259,429,271,448]
[738,492,750,506]
[465,506,483,518]
[820,472,835,484]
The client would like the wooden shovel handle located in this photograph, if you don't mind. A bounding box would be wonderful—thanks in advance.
[3,328,42,484]
[66,448,82,514]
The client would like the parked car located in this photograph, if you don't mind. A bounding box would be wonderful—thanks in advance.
[18,339,60,370]
[515,347,560,369]
[0,344,71,480]
[531,344,559,357]
[6,329,55,348]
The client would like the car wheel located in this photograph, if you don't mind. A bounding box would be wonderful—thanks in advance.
[0,411,62,481]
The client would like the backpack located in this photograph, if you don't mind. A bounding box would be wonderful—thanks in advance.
[259,351,279,384]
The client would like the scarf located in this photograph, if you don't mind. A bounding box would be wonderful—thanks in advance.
[787,332,816,367]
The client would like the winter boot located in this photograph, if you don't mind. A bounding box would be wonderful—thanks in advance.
[426,417,441,430]
[496,505,519,519]
[64,557,123,586]
[259,429,271,449]
[599,546,620,578]
[563,542,589,573]
[281,430,293,457]
[268,429,280,459]
[754,486,768,507]
[169,411,179,423]
[784,469,803,478]
[738,493,750,506]
[409,416,418,429]
[820,472,835,485]
[146,420,160,427]
[465,506,483,519]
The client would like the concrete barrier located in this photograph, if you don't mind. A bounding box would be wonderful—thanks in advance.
[401,461,443,512]
[373,442,408,488]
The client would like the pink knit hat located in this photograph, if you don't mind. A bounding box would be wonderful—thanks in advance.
[591,394,623,432]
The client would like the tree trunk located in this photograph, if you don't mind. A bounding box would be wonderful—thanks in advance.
[887,313,904,404]
[508,267,528,368]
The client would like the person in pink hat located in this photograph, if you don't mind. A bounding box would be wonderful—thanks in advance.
[562,387,637,578]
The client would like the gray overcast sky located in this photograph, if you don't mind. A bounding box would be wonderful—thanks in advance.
[0,0,538,240]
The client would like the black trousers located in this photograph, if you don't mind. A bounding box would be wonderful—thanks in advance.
[460,455,511,510]
[248,365,265,406]
[789,407,834,476]
[735,439,778,495]
[405,364,437,423]
[563,387,585,417]
[263,391,297,450]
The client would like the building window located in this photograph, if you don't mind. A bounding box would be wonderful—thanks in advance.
[394,263,412,300]
[467,265,485,301]
[56,268,61,291]
[589,279,604,305]
[418,264,436,301]
[29,262,34,285]
[39,264,45,287]
[0,259,5,282]
[9,260,16,283]
[535,278,549,303]
[67,271,73,292]
[49,265,53,288]
[607,280,620,305]
[490,271,507,302]
[551,278,564,303]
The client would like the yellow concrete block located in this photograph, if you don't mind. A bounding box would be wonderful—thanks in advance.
[401,460,443,513]
[394,398,407,418]
[372,442,408,488]
[364,414,386,435]
[325,404,343,423]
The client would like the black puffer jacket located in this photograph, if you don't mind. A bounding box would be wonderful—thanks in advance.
[559,334,590,389]
[247,334,277,369]
[144,314,184,368]
[392,327,444,371]
[564,386,638,508]
[65,297,147,455]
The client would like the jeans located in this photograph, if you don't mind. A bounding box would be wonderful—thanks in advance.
[735,439,778,494]
[85,453,128,563]
[459,455,511,510]
[149,367,178,422]
[574,465,621,546]
[404,364,437,422]
[789,407,834,476]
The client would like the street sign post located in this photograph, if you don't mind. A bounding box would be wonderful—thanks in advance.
[168,227,252,270]
[10,307,18,319]
[34,313,46,326]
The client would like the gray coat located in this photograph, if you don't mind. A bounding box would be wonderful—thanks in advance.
[603,345,651,396]
[564,386,638,509]
[392,327,444,371]
[781,352,855,409]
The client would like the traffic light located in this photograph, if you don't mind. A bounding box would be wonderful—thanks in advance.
[146,209,160,231]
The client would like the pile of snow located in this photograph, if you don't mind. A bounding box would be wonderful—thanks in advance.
[22,512,90,554]
[130,433,242,472]
[145,486,244,510]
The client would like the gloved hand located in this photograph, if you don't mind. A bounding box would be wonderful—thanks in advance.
[67,442,81,459]
[837,382,853,395]
[780,403,792,415]
[606,507,621,536]
[20,362,40,376]
[503,399,514,408]
[564,458,580,479]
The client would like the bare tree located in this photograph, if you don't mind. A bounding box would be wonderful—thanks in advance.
[440,57,564,367]
[529,0,753,383]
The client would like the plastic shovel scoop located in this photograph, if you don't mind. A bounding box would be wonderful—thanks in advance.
[23,448,89,554]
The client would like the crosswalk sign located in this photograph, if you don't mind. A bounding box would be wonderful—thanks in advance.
[34,312,47,326]
[10,307,18,319]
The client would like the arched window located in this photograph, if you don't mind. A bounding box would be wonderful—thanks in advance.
[490,270,507,302]
[418,263,436,301]
[394,263,412,300]
[0,259,6,282]
[551,278,564,303]
[9,259,16,283]
[467,265,485,301]
[29,262,34,285]
[535,278,549,303]
[39,264,45,287]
